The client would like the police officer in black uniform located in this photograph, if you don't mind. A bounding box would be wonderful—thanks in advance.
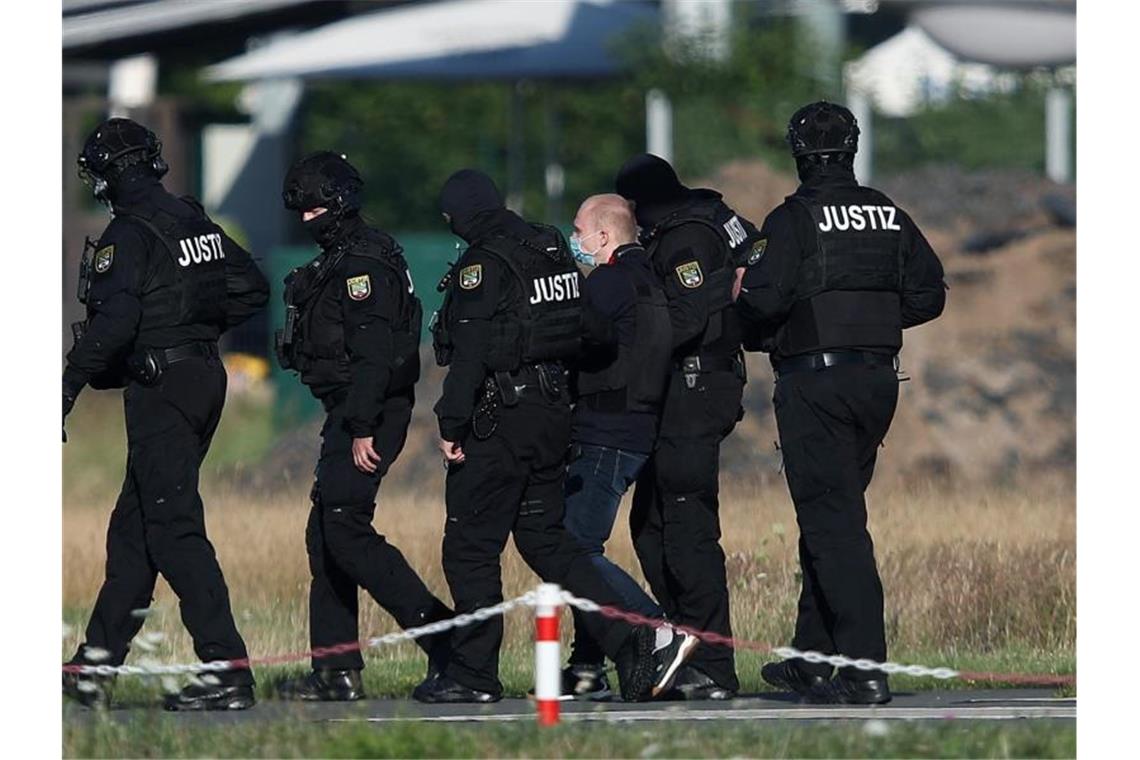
[62,118,269,711]
[274,152,453,701]
[615,154,759,700]
[737,102,946,705]
[422,169,694,704]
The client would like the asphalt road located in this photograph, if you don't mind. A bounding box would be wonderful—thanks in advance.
[64,688,1074,726]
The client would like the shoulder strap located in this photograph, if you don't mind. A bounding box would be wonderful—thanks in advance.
[115,212,180,263]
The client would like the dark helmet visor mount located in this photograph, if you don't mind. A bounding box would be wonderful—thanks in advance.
[282,152,364,247]
[282,152,363,215]
[786,101,860,158]
[77,118,168,203]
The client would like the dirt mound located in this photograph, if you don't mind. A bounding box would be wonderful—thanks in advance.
[704,161,1075,486]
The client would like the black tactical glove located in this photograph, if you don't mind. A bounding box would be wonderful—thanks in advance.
[63,393,76,443]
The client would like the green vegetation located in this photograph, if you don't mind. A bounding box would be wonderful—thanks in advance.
[64,715,1075,759]
[875,81,1064,174]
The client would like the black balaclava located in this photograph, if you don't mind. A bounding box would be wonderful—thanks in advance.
[438,169,507,242]
[282,151,364,248]
[614,153,689,229]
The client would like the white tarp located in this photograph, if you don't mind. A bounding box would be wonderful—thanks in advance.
[844,25,1012,117]
[206,0,654,82]
[911,3,1075,68]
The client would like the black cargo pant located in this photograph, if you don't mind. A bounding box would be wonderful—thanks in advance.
[630,367,744,692]
[773,362,899,681]
[441,393,639,696]
[307,391,452,671]
[70,355,252,686]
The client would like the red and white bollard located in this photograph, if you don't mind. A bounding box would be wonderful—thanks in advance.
[534,582,563,726]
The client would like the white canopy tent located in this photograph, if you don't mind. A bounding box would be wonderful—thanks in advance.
[849,1,1076,183]
[205,0,660,212]
[206,0,655,82]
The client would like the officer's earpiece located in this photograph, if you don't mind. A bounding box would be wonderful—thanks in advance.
[148,135,168,178]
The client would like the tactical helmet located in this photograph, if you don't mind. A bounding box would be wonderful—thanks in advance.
[77,118,168,199]
[282,151,363,217]
[786,101,860,157]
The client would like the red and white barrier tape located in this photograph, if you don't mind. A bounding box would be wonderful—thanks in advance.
[557,590,1076,688]
[62,591,538,678]
[63,583,1074,726]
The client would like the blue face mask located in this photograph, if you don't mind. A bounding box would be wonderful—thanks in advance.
[570,231,601,267]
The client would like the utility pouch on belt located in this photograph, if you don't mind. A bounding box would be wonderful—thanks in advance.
[71,321,86,348]
[126,349,164,386]
[536,362,563,401]
[493,371,520,407]
[733,350,747,384]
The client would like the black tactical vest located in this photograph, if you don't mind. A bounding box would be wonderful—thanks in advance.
[645,191,760,355]
[576,257,671,413]
[121,198,229,338]
[435,224,581,372]
[780,184,905,355]
[281,229,422,395]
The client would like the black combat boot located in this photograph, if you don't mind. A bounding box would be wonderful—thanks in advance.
[276,669,365,702]
[527,662,613,702]
[560,663,612,701]
[761,659,829,699]
[809,674,892,705]
[63,671,113,709]
[665,664,737,701]
[412,674,500,704]
[163,680,256,711]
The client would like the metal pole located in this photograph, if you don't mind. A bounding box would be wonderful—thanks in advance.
[507,81,527,214]
[1046,85,1072,184]
[848,89,873,185]
[646,89,673,162]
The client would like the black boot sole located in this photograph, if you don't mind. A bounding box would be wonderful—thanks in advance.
[278,689,364,702]
[761,665,821,698]
[412,690,501,704]
[163,693,256,712]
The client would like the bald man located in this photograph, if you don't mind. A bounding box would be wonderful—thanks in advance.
[559,195,690,699]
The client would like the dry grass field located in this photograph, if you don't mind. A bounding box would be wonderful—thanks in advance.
[61,390,1075,757]
[63,424,1074,696]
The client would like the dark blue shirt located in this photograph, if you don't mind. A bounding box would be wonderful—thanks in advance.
[571,245,659,453]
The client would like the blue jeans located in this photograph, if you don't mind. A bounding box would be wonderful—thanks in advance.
[564,444,664,664]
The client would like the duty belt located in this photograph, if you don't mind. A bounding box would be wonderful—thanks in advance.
[674,351,745,389]
[126,341,219,386]
[673,354,737,374]
[493,362,564,406]
[773,350,896,378]
[161,341,219,365]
